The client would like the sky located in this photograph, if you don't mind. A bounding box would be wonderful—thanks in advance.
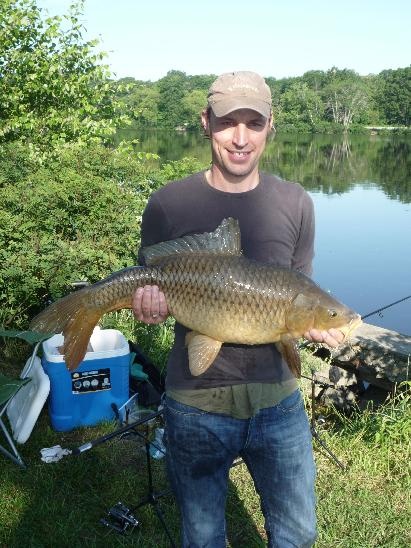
[37,0,410,82]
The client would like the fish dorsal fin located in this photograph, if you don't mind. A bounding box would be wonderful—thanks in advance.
[141,218,241,265]
[185,331,223,376]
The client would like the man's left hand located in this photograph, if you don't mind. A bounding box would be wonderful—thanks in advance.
[303,328,345,348]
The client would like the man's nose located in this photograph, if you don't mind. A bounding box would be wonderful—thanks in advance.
[232,124,248,147]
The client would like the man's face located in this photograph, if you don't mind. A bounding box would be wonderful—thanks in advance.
[203,108,271,180]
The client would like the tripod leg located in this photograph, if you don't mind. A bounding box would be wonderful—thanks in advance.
[310,370,346,470]
[152,502,177,548]
[132,437,177,547]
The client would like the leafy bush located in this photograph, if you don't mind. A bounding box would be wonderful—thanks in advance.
[0,143,205,328]
[0,1,129,153]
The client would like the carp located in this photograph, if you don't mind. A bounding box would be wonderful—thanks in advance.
[30,218,361,377]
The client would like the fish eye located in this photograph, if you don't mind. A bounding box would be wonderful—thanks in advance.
[328,309,338,318]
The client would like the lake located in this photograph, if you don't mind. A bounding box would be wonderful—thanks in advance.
[122,129,411,336]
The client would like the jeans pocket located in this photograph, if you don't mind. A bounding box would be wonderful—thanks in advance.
[277,389,303,413]
[165,396,208,417]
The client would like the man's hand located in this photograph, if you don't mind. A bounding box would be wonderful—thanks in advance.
[303,328,345,348]
[132,285,169,325]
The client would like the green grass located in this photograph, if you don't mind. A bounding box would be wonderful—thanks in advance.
[1,337,410,547]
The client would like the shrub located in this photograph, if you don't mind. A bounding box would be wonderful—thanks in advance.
[0,143,206,327]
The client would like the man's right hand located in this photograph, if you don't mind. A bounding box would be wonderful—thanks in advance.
[132,285,169,325]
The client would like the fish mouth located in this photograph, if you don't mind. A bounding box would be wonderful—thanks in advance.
[339,313,362,341]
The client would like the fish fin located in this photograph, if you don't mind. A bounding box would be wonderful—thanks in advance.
[30,290,102,371]
[185,331,222,376]
[141,218,241,265]
[276,335,301,378]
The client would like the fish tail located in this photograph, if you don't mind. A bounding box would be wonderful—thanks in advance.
[30,289,103,371]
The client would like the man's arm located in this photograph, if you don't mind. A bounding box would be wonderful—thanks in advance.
[133,195,170,325]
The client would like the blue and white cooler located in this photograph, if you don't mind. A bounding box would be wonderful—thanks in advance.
[42,327,130,431]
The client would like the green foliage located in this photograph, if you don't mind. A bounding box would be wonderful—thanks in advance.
[377,67,411,126]
[115,81,160,126]
[182,89,208,129]
[321,68,371,128]
[113,66,410,133]
[0,143,148,326]
[277,82,324,130]
[157,70,189,128]
[0,142,206,328]
[155,156,207,183]
[0,0,129,151]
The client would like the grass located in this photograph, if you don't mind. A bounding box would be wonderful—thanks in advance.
[1,333,410,547]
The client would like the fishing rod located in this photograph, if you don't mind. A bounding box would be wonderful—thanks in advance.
[361,294,411,321]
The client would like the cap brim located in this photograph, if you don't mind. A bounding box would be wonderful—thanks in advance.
[210,97,271,119]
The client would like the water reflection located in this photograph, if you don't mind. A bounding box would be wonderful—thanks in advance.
[118,129,411,204]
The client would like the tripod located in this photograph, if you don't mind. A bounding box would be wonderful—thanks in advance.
[132,434,176,547]
[74,409,177,546]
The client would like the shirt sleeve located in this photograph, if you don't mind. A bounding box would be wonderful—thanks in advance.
[137,193,172,265]
[292,190,315,276]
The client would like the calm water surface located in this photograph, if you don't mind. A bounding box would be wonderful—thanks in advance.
[125,130,411,335]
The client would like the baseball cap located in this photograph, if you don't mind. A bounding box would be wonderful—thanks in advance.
[207,71,272,119]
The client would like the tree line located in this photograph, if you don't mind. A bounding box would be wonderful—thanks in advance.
[113,66,410,132]
[1,0,410,154]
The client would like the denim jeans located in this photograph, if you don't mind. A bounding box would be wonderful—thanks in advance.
[164,389,317,548]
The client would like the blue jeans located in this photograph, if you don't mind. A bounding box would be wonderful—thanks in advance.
[164,389,317,548]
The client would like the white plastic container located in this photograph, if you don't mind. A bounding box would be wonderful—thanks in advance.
[7,356,50,444]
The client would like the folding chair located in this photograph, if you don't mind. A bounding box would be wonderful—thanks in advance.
[0,373,31,468]
[0,341,49,469]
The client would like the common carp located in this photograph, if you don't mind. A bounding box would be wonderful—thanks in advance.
[30,218,361,377]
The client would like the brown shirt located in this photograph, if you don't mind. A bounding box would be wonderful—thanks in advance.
[138,170,315,390]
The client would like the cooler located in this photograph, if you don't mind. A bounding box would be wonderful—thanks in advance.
[42,327,130,431]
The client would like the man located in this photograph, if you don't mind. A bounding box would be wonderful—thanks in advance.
[133,71,344,547]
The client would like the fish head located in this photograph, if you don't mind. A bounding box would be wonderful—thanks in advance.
[312,291,362,337]
[286,289,361,339]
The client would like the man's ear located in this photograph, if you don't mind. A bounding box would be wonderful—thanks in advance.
[201,109,210,136]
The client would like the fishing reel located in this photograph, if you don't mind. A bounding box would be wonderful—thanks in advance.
[99,502,139,534]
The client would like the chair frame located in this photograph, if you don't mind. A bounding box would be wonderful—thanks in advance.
[0,342,41,469]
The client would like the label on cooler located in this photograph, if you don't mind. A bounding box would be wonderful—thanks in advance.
[71,369,111,394]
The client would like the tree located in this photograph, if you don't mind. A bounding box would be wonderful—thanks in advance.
[322,68,370,129]
[120,84,160,126]
[0,0,128,150]
[182,89,207,129]
[377,67,411,126]
[278,82,323,129]
[157,70,188,128]
[301,70,329,92]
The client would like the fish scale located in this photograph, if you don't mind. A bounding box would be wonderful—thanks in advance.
[30,218,361,375]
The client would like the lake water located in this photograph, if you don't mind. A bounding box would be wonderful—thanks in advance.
[122,129,411,336]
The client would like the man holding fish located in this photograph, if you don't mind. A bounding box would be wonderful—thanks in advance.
[132,72,346,547]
